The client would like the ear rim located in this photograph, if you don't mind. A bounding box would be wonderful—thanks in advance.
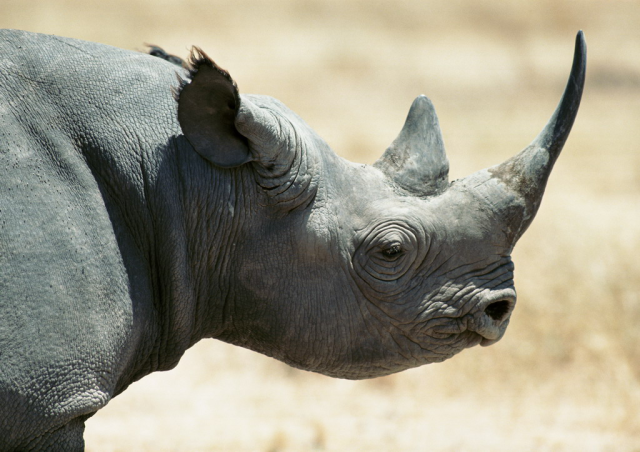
[177,48,253,168]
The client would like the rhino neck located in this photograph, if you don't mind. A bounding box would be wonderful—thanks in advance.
[137,137,260,372]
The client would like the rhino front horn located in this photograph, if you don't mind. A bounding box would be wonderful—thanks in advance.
[464,31,587,246]
[374,95,449,197]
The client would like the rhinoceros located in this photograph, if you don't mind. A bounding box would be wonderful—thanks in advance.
[0,29,585,450]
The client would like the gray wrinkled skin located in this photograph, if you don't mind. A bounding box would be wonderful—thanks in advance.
[0,29,586,450]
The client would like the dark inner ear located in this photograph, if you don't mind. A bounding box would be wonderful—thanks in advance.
[177,50,252,168]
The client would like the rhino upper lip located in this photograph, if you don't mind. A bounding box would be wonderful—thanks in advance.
[480,337,501,347]
[426,292,515,346]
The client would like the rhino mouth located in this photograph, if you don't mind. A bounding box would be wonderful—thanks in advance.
[478,318,510,347]
[432,327,506,349]
[425,294,515,349]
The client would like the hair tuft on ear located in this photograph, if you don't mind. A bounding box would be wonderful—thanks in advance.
[188,48,237,94]
[174,47,240,102]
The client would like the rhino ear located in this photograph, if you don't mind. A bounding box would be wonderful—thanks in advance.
[178,48,252,168]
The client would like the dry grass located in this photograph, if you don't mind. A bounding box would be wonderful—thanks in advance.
[2,0,639,450]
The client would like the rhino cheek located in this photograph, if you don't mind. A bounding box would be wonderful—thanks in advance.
[351,253,516,368]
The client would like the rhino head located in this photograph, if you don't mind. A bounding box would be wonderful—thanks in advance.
[176,32,586,379]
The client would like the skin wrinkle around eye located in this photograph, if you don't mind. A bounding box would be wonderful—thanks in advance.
[353,220,427,288]
[365,253,416,280]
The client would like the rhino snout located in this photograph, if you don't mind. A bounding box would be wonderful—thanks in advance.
[466,293,516,347]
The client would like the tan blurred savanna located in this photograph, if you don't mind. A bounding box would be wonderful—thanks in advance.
[2,0,639,450]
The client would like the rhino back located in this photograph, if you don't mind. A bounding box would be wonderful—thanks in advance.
[0,30,184,448]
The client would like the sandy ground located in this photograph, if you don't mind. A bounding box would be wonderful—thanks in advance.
[2,0,640,450]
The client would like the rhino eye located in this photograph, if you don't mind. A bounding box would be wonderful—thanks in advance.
[381,244,403,260]
[353,220,430,293]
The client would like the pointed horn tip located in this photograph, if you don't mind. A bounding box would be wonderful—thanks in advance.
[414,94,432,103]
[406,94,440,124]
[573,30,587,80]
[412,94,436,110]
[530,29,586,152]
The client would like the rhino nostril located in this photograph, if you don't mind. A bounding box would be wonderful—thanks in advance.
[484,300,512,322]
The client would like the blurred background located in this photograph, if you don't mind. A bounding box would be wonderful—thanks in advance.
[3,0,639,450]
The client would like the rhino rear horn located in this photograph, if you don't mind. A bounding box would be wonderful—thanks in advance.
[374,95,449,197]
